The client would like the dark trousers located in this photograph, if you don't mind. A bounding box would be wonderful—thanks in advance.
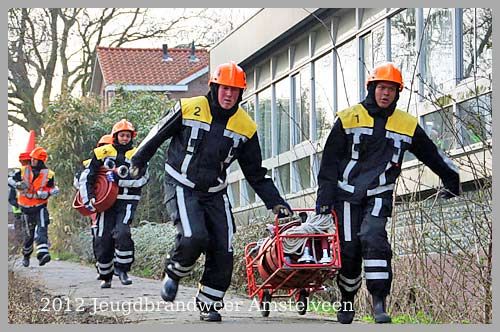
[164,181,235,305]
[93,200,136,280]
[22,206,50,260]
[335,196,393,298]
[13,212,24,249]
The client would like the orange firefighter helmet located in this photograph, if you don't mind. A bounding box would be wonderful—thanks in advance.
[208,61,247,89]
[366,62,404,92]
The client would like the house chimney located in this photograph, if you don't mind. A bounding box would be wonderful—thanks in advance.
[162,44,173,62]
[189,41,199,62]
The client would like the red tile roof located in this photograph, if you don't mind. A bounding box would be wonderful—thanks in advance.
[96,46,209,86]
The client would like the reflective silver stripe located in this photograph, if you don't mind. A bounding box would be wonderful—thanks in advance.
[364,259,388,267]
[97,261,113,268]
[40,208,46,228]
[98,266,114,274]
[386,131,412,147]
[176,186,192,237]
[372,197,383,217]
[345,128,373,160]
[378,162,391,187]
[365,272,389,280]
[115,257,133,264]
[118,176,148,188]
[367,184,394,196]
[98,212,105,237]
[338,180,355,193]
[196,293,217,304]
[183,119,211,132]
[342,160,357,182]
[117,194,141,200]
[344,201,351,242]
[123,204,132,224]
[199,284,225,298]
[173,261,195,272]
[208,179,228,193]
[339,280,361,292]
[115,249,133,256]
[165,163,195,188]
[222,194,234,252]
[223,129,248,164]
[167,264,192,277]
[79,168,91,202]
[339,273,362,285]
[37,243,48,249]
[180,154,193,174]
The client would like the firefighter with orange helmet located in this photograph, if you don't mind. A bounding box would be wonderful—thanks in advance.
[130,61,292,322]
[316,62,460,323]
[8,147,59,267]
[79,120,149,288]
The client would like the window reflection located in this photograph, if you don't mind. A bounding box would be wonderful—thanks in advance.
[336,39,357,111]
[457,93,492,146]
[421,107,455,150]
[241,178,256,205]
[275,164,290,195]
[293,156,311,191]
[275,79,291,153]
[315,53,334,142]
[257,88,272,159]
[292,67,311,145]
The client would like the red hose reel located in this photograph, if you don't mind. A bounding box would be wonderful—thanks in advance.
[73,167,118,216]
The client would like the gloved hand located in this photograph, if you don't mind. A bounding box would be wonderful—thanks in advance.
[129,160,146,179]
[316,203,333,215]
[272,201,293,218]
[106,170,117,182]
[49,187,59,196]
[85,198,96,212]
[15,181,28,190]
[36,190,49,199]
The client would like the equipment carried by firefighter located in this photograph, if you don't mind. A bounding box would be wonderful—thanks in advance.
[245,208,341,317]
[72,166,118,216]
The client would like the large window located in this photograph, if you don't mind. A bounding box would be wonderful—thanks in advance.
[422,8,454,94]
[463,8,492,79]
[275,164,290,196]
[241,179,256,205]
[257,88,272,159]
[336,39,357,112]
[421,107,455,151]
[390,8,417,109]
[292,67,311,145]
[314,52,334,142]
[275,79,291,154]
[457,93,492,146]
[361,25,386,85]
[292,156,311,192]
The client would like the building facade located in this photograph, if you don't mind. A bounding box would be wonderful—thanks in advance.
[210,8,492,240]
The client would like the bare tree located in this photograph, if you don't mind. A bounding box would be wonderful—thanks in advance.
[8,8,253,135]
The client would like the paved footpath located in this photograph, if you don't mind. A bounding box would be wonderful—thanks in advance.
[12,257,341,324]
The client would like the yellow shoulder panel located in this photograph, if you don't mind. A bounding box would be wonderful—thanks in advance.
[181,96,213,124]
[337,104,374,129]
[82,159,91,167]
[386,109,418,136]
[94,144,117,160]
[125,147,137,160]
[47,170,55,179]
[226,107,258,139]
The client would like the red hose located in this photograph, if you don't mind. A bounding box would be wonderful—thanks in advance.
[73,167,118,216]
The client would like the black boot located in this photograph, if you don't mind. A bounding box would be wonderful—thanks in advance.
[116,269,132,285]
[38,253,51,266]
[372,295,391,323]
[199,307,222,322]
[22,256,30,267]
[161,275,179,302]
[336,294,355,324]
[100,279,112,288]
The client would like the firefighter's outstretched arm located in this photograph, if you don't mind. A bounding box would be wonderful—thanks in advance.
[130,102,183,175]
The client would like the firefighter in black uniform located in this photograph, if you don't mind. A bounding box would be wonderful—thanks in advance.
[9,147,59,267]
[130,61,292,322]
[316,63,460,324]
[8,152,31,250]
[79,120,149,288]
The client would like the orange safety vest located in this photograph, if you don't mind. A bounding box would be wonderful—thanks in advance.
[17,166,54,208]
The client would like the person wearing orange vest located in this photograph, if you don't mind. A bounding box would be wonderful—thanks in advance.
[9,147,59,267]
[79,120,149,289]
